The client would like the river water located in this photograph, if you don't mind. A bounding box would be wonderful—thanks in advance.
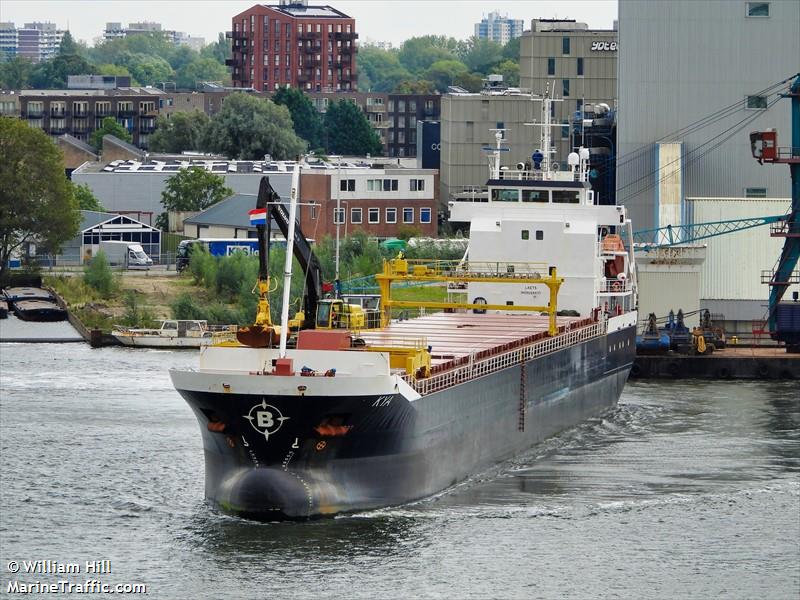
[0,342,798,599]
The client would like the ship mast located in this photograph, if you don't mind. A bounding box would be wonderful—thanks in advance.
[278,161,301,358]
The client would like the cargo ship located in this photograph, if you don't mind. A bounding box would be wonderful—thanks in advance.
[170,93,638,520]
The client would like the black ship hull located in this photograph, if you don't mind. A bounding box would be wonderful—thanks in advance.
[173,325,636,520]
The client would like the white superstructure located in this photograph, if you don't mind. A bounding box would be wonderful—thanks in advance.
[449,91,637,326]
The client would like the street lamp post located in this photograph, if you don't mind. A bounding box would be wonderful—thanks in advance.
[333,156,342,297]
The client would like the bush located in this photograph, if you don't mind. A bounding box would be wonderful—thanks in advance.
[171,293,205,320]
[83,251,117,298]
[119,290,156,328]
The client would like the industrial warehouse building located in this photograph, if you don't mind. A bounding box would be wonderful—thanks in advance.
[519,18,617,160]
[617,0,800,330]
[43,211,161,266]
[616,0,799,230]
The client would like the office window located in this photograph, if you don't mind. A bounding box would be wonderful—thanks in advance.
[410,179,425,191]
[382,178,398,191]
[746,2,769,16]
[563,79,570,97]
[746,95,767,109]
[340,178,355,191]
[745,187,768,198]
[577,57,584,76]
[403,207,414,223]
[333,207,345,224]
[385,207,397,223]
[547,57,555,76]
[419,208,431,224]
[536,230,544,240]
[562,37,570,55]
[350,207,362,224]
[521,230,530,240]
[368,208,380,223]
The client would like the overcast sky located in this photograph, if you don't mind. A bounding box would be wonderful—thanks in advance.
[2,1,618,47]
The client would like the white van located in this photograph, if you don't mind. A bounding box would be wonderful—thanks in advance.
[97,241,154,269]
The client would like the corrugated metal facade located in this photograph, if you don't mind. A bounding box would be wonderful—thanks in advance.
[638,271,701,327]
[688,197,794,300]
[617,0,799,230]
[440,94,536,200]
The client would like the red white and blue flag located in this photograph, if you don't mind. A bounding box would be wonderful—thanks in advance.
[248,208,267,225]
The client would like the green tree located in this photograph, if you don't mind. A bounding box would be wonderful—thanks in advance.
[324,99,383,156]
[83,251,117,298]
[0,118,80,277]
[201,93,306,160]
[157,167,233,229]
[126,54,174,87]
[29,53,95,89]
[398,36,461,74]
[493,59,520,86]
[357,46,411,92]
[453,72,484,93]
[89,116,132,152]
[272,87,324,149]
[96,63,138,84]
[72,182,105,211]
[58,31,84,57]
[148,111,209,153]
[0,56,33,89]
[460,37,503,74]
[175,57,228,89]
[167,45,197,72]
[423,59,470,93]
[502,37,521,61]
[393,79,436,94]
[201,33,232,64]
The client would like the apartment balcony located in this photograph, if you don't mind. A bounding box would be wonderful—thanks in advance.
[117,108,137,117]
[25,110,44,118]
[227,31,246,40]
[49,125,67,135]
[139,122,156,134]
[71,124,90,133]
[225,58,243,67]
[298,31,321,40]
[49,110,68,118]
[333,32,358,41]
[72,111,90,119]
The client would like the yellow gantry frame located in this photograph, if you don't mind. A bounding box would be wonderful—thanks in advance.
[374,257,565,336]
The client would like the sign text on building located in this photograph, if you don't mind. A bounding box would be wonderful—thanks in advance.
[590,41,618,52]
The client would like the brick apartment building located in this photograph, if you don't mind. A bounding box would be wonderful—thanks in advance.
[228,0,357,92]
[307,91,441,157]
[14,88,164,148]
[298,166,438,239]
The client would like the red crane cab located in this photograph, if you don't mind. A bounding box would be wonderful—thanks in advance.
[750,129,778,164]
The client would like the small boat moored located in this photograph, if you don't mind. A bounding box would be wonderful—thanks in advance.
[112,319,237,348]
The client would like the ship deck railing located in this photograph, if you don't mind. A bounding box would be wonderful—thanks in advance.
[401,320,607,395]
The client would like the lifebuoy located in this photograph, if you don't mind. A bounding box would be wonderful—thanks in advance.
[756,364,770,379]
[667,362,680,378]
[630,363,642,377]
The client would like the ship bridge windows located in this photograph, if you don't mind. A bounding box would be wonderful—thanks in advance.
[522,190,547,202]
[552,190,581,204]
[491,188,520,202]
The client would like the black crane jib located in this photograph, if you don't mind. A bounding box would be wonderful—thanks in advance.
[256,176,323,329]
